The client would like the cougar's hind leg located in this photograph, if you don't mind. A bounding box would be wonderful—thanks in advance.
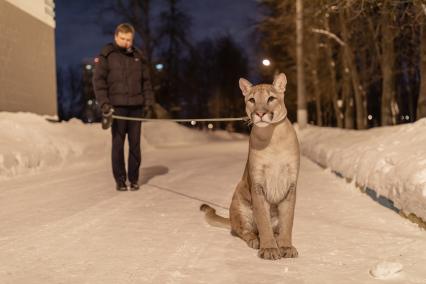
[230,196,259,249]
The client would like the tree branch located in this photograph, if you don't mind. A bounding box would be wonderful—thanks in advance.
[311,28,345,46]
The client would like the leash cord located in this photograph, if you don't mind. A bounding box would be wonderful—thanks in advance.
[111,115,249,122]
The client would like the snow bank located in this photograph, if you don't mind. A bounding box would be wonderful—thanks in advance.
[298,118,426,222]
[0,112,105,179]
[0,112,247,180]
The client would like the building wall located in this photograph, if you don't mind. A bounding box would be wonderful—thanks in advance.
[0,0,57,115]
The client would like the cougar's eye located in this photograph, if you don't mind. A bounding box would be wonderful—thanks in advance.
[248,98,255,104]
[267,96,276,103]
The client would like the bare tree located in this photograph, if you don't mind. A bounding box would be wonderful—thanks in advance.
[380,1,399,125]
[324,10,344,128]
[334,6,364,129]
[156,0,193,114]
[418,1,426,119]
[296,0,307,128]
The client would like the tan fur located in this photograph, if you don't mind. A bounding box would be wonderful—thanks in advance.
[200,73,300,260]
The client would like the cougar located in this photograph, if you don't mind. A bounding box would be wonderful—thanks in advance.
[200,73,300,260]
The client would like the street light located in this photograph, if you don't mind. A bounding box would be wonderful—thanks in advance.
[155,63,164,71]
[262,59,271,66]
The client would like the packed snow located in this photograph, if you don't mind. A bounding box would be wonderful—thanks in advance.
[1,112,426,283]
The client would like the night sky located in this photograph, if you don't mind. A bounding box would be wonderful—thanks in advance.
[55,0,259,69]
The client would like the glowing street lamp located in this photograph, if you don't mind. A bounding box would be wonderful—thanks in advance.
[155,63,164,71]
[262,59,271,67]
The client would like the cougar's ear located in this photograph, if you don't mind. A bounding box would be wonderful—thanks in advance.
[239,78,252,96]
[273,73,287,93]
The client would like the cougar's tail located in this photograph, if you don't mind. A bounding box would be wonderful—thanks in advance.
[200,204,230,229]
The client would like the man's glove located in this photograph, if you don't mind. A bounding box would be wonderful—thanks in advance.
[101,103,112,115]
[144,104,155,119]
[101,103,114,130]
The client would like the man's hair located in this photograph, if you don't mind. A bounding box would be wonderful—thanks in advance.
[115,23,135,35]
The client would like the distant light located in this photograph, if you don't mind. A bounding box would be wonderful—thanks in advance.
[207,123,214,129]
[85,64,92,70]
[401,115,405,120]
[87,99,93,105]
[368,115,373,120]
[155,63,164,71]
[337,99,343,108]
[405,115,409,120]
[262,59,271,66]
[190,120,196,126]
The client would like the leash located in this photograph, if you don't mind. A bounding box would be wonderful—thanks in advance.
[111,115,249,122]
[102,111,249,129]
[146,183,229,210]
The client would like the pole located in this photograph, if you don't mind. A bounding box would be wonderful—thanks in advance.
[296,0,307,128]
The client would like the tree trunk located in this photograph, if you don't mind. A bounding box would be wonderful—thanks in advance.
[339,8,366,129]
[324,14,343,128]
[310,32,323,126]
[380,3,397,126]
[141,0,153,64]
[296,0,307,128]
[341,57,354,129]
[418,19,426,119]
[312,69,323,126]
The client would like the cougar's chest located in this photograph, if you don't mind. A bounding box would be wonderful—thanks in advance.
[249,149,293,204]
[263,160,291,204]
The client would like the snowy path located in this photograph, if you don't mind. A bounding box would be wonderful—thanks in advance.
[1,140,425,283]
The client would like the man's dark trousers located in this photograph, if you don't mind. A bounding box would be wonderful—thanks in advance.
[111,106,143,184]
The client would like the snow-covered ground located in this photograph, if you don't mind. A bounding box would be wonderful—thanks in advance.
[1,112,426,283]
[297,119,426,224]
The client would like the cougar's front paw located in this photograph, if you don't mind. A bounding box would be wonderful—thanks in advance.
[246,237,260,249]
[280,246,298,258]
[258,248,281,260]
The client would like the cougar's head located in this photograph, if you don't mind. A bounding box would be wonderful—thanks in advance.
[239,73,288,128]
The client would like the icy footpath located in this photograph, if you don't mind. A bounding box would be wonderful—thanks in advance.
[297,118,426,226]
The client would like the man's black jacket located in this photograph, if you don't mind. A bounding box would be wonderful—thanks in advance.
[92,43,154,109]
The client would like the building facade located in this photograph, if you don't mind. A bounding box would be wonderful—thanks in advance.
[0,0,57,115]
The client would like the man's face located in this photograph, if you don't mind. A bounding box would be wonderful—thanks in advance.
[114,32,134,49]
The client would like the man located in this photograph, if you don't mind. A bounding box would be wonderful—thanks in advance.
[93,23,154,191]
